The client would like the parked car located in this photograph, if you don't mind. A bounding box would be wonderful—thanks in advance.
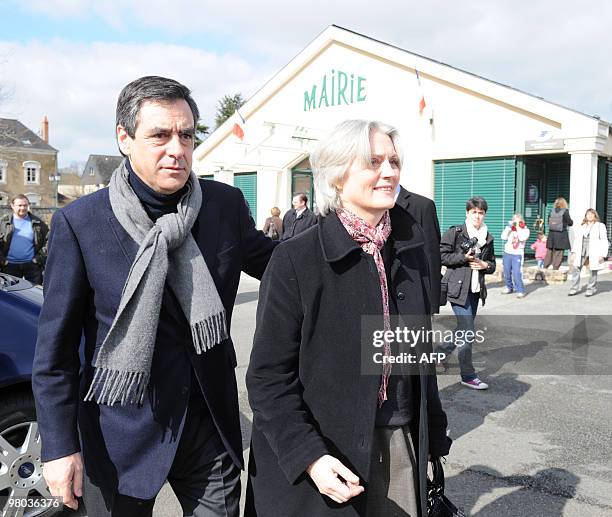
[0,273,82,516]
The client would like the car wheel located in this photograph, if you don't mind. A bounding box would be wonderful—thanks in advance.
[0,392,62,517]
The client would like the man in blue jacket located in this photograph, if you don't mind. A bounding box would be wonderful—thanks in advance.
[33,76,276,516]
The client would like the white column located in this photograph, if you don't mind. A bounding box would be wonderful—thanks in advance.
[215,169,234,186]
[257,169,281,229]
[569,152,598,224]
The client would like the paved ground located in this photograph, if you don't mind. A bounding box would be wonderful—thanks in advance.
[154,268,612,516]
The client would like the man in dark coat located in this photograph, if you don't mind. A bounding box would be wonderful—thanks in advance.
[395,185,442,312]
[0,193,48,284]
[32,76,276,516]
[281,192,317,240]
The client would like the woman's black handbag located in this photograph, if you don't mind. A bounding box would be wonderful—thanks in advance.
[427,458,466,517]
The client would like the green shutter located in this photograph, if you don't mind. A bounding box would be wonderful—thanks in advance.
[605,161,612,256]
[234,172,257,219]
[201,174,214,180]
[434,157,516,243]
[544,157,570,224]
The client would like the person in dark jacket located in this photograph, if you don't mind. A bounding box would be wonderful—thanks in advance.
[544,197,573,270]
[0,193,49,284]
[395,185,442,312]
[436,196,496,390]
[32,76,276,516]
[281,192,317,239]
[246,120,451,517]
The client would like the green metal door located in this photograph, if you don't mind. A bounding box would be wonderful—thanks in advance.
[601,160,612,256]
[234,172,257,219]
[544,157,570,225]
[291,169,314,211]
[434,157,516,242]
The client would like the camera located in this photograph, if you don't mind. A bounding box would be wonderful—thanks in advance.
[460,236,479,254]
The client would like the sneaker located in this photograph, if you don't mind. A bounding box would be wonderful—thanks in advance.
[568,289,578,296]
[516,292,526,299]
[501,288,513,294]
[461,378,489,390]
[585,289,597,297]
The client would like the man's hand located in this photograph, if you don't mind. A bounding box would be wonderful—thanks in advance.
[42,452,83,510]
[307,455,364,504]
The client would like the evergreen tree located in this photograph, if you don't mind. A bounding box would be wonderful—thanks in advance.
[214,93,245,128]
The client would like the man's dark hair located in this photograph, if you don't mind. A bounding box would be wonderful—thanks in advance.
[116,76,200,140]
[466,196,488,213]
[295,193,308,205]
[10,194,29,205]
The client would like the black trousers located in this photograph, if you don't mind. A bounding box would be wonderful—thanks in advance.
[3,261,43,284]
[82,403,241,517]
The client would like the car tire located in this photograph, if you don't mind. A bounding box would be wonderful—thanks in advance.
[0,391,66,516]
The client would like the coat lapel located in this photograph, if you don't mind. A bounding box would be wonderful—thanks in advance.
[194,180,220,270]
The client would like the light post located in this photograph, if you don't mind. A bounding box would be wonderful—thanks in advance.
[48,173,60,208]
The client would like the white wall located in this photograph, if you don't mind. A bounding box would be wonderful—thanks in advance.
[195,36,606,227]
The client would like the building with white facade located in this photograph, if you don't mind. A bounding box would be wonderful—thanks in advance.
[193,25,612,252]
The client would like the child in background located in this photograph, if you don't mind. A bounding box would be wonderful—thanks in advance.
[531,233,548,269]
[501,213,530,298]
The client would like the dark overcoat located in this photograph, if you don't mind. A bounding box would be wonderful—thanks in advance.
[245,207,451,517]
[281,207,317,240]
[546,209,573,250]
[440,224,496,307]
[395,186,442,312]
[32,179,276,499]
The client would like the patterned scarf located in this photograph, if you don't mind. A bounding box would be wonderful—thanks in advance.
[337,209,392,406]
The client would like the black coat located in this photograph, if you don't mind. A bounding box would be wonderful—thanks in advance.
[440,225,496,307]
[245,208,451,517]
[396,186,442,312]
[546,209,573,250]
[32,179,276,499]
[281,207,317,240]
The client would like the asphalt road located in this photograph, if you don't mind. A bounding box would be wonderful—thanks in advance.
[152,271,612,516]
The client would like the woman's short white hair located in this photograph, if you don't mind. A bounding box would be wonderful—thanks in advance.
[310,119,403,216]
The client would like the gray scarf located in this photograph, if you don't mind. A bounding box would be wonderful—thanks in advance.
[85,161,228,405]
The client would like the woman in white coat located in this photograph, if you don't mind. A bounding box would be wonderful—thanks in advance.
[568,208,609,297]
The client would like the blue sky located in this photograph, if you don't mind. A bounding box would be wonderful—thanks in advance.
[2,0,612,167]
[2,5,240,55]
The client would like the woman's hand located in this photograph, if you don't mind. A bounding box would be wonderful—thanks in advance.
[307,455,364,504]
[469,259,488,270]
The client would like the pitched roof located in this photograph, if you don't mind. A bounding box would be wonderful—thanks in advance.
[82,154,123,184]
[0,118,57,152]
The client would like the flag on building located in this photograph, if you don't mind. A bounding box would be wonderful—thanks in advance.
[415,69,426,115]
[232,109,246,140]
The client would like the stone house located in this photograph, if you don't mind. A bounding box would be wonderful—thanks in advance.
[81,154,123,193]
[0,116,58,207]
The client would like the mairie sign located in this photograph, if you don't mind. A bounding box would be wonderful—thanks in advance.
[304,70,367,111]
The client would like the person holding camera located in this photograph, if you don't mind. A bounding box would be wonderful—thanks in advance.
[437,196,496,390]
[501,213,530,298]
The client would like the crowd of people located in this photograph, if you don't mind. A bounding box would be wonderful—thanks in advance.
[2,74,607,516]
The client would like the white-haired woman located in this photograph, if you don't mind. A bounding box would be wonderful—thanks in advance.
[245,120,451,516]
